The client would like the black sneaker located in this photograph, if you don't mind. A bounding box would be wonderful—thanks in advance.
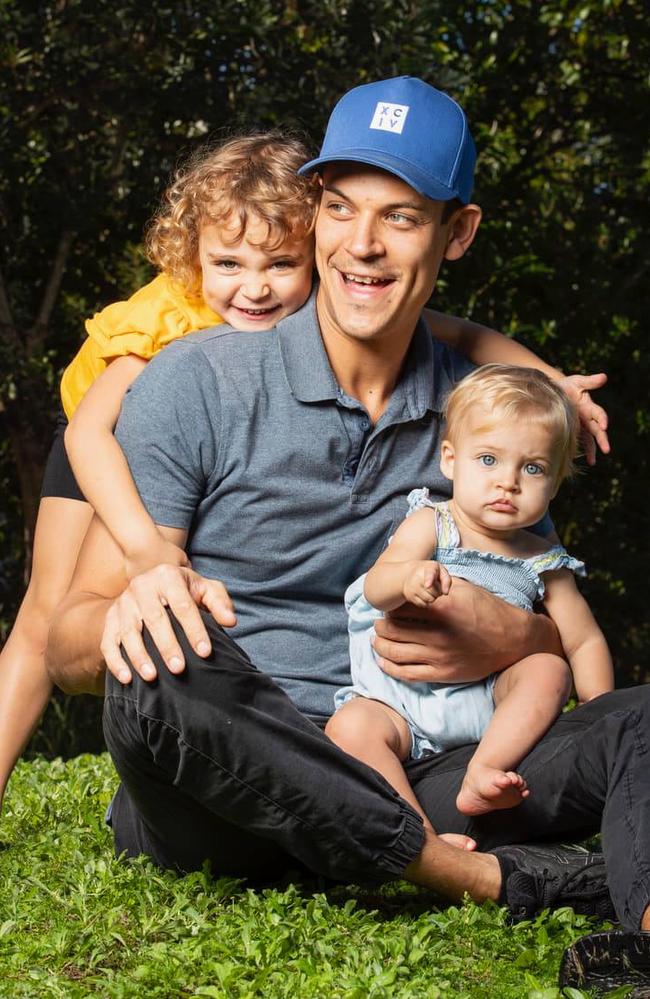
[490,842,616,923]
[559,931,650,997]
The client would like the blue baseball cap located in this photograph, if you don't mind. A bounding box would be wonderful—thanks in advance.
[299,76,476,203]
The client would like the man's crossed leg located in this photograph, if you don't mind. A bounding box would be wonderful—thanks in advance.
[102,612,650,931]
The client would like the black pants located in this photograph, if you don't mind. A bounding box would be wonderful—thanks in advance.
[103,613,650,929]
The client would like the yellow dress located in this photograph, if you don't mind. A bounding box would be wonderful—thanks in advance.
[60,274,221,418]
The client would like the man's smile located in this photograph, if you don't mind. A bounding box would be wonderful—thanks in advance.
[341,272,393,287]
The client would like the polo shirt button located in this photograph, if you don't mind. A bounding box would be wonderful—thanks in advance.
[360,418,370,430]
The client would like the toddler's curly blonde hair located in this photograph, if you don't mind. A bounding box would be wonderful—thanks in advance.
[445,364,579,485]
[146,132,319,294]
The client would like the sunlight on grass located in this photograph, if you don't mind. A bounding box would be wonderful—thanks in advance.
[0,755,614,998]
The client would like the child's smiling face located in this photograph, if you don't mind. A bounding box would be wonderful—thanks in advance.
[198,215,314,331]
[440,409,561,536]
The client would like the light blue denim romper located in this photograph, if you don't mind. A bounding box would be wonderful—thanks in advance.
[335,488,586,759]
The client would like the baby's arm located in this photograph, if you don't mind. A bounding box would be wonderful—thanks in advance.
[425,310,609,463]
[364,508,451,611]
[542,568,614,702]
[65,355,189,578]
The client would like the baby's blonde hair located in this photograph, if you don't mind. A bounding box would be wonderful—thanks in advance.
[146,132,319,294]
[445,364,579,484]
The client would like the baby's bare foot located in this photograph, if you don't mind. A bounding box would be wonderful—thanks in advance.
[456,764,529,816]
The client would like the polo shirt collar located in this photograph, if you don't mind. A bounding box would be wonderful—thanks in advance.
[278,287,455,416]
[278,291,340,402]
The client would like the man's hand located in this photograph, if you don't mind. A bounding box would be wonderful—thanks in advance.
[101,565,237,684]
[372,578,561,684]
[557,372,610,465]
[403,560,452,607]
[124,536,191,582]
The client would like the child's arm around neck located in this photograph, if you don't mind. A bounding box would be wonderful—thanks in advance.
[65,354,189,578]
[425,310,610,463]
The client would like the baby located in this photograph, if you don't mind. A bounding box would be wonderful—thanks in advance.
[326,364,614,826]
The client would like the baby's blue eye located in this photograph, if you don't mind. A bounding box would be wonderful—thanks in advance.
[525,462,544,475]
[479,454,496,466]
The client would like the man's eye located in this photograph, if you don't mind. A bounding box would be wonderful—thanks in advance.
[479,454,496,466]
[327,201,351,216]
[525,463,544,475]
[387,212,413,225]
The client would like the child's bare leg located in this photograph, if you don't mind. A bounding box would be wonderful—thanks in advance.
[0,497,93,809]
[325,697,435,831]
[456,654,572,816]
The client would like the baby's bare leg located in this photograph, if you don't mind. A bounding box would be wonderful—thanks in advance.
[325,697,434,831]
[456,654,572,816]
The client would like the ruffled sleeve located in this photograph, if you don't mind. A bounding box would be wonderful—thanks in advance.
[529,546,586,579]
[406,486,436,516]
[84,273,221,362]
[405,489,459,550]
[527,545,586,602]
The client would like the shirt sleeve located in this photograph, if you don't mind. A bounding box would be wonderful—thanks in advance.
[84,274,220,362]
[114,340,221,529]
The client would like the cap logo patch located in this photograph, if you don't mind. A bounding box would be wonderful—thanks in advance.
[369,101,409,134]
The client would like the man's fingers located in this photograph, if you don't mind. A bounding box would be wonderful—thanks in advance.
[145,567,213,663]
[193,577,237,631]
[99,565,237,683]
[125,577,186,674]
[375,654,441,683]
[120,625,159,681]
[101,597,157,683]
[100,607,133,685]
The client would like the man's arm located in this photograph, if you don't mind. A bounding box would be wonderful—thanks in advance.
[46,516,235,694]
[372,578,562,684]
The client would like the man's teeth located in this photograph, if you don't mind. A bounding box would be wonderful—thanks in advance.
[344,273,386,285]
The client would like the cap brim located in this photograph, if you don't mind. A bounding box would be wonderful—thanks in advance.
[298,150,462,203]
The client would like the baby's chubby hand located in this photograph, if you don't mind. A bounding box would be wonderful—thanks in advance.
[402,560,452,607]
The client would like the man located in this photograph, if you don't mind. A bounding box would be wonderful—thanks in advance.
[47,78,650,981]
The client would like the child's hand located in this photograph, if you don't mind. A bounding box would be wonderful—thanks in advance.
[557,372,610,465]
[124,537,191,581]
[402,560,451,607]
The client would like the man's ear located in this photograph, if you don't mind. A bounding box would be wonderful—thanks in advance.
[444,204,482,261]
[440,439,455,480]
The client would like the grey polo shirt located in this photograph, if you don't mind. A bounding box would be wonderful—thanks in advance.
[116,291,473,718]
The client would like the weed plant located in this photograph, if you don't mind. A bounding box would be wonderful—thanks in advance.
[0,755,624,998]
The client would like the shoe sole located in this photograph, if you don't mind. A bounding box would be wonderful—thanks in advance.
[559,931,650,997]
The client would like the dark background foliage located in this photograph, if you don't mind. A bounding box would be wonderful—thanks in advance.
[1,0,647,758]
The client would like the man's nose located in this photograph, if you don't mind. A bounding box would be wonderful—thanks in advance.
[345,214,383,258]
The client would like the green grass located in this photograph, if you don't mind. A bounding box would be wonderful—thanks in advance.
[0,755,627,999]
